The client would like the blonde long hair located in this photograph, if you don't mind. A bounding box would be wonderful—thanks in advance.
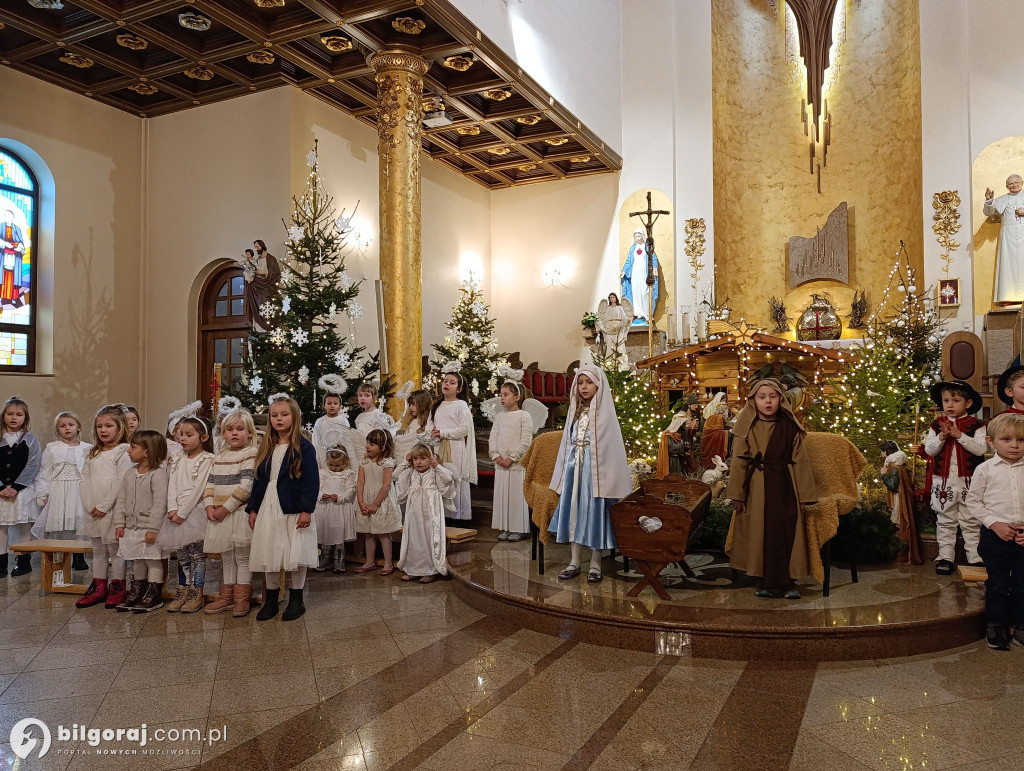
[88,405,130,459]
[255,396,304,479]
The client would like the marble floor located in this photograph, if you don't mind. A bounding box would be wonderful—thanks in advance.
[0,549,1020,771]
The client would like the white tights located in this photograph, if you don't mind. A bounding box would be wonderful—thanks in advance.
[265,567,306,590]
[570,542,605,571]
[89,538,125,581]
[221,547,252,586]
[0,523,33,554]
[127,558,163,583]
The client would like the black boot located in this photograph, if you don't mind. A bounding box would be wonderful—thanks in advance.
[281,588,306,622]
[0,553,7,577]
[116,579,147,612]
[10,554,32,577]
[133,582,165,613]
[256,588,280,621]
[72,553,89,571]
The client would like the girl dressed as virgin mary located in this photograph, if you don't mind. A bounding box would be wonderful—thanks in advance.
[620,228,659,325]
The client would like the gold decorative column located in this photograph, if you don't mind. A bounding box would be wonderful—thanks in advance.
[370,47,430,399]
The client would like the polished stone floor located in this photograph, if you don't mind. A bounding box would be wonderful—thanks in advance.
[0,548,1020,770]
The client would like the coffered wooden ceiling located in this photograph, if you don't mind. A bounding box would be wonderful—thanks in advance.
[0,0,621,189]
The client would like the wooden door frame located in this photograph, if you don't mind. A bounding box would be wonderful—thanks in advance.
[197,263,247,413]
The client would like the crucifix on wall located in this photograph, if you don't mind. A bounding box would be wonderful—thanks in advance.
[626,191,671,354]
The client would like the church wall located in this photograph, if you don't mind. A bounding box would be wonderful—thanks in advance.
[145,88,293,426]
[0,67,143,434]
[288,90,492,380]
[711,0,924,336]
[489,175,619,371]
[448,0,622,153]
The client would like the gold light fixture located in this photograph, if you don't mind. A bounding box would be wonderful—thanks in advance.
[392,17,426,34]
[246,50,275,64]
[320,34,353,52]
[116,33,148,50]
[184,65,215,80]
[128,82,158,95]
[516,115,541,125]
[544,137,568,146]
[59,52,94,68]
[442,55,473,71]
[483,88,511,101]
[456,125,480,136]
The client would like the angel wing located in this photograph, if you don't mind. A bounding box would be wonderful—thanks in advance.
[336,427,368,467]
[620,297,633,320]
[521,398,550,433]
[598,298,609,318]
[479,396,503,424]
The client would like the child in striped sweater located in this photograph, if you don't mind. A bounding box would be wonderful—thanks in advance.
[202,409,258,616]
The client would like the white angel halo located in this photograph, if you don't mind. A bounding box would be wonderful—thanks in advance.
[218,396,242,414]
[268,392,290,406]
[440,360,462,374]
[318,373,348,395]
[166,399,204,432]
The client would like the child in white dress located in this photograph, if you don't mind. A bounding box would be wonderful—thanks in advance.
[431,373,477,521]
[33,411,91,571]
[355,429,401,576]
[397,444,456,582]
[157,417,214,614]
[78,405,133,607]
[314,447,358,573]
[489,381,535,541]
[311,392,351,467]
[124,406,140,436]
[249,395,319,622]
[113,430,168,613]
[203,409,258,616]
[0,397,42,578]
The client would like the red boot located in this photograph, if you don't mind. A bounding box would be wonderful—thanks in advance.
[76,579,108,608]
[104,579,127,609]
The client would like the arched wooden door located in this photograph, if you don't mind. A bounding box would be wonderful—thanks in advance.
[198,264,248,412]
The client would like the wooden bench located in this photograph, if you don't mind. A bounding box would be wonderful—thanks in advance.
[10,539,92,595]
[958,564,987,586]
[446,526,477,545]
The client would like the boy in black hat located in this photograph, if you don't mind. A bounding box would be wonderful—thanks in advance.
[925,380,987,574]
[997,365,1024,415]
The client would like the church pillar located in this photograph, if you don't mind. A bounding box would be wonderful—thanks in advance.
[370,47,430,400]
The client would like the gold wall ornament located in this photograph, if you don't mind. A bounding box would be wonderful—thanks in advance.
[246,49,275,64]
[392,17,426,35]
[487,146,511,155]
[516,115,541,125]
[253,0,286,7]
[544,137,568,146]
[178,12,212,31]
[370,49,430,407]
[570,155,591,163]
[59,53,94,68]
[796,294,843,341]
[684,217,707,292]
[128,82,158,95]
[455,125,480,136]
[483,88,511,101]
[320,34,353,52]
[442,55,473,71]
[116,33,148,50]
[185,65,215,80]
[931,190,961,276]
[518,163,536,171]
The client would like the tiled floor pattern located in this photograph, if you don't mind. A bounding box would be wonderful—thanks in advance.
[0,562,1021,770]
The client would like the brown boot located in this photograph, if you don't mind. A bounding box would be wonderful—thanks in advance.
[166,585,188,612]
[180,586,205,614]
[232,584,252,618]
[204,583,234,614]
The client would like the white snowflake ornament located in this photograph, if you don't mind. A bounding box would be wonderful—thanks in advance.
[249,375,263,393]
[334,351,351,370]
[347,301,364,320]
[288,225,304,243]
[292,329,309,346]
[339,272,353,290]
[298,365,310,385]
[471,379,479,396]
[328,302,337,319]
[335,215,351,234]
[270,329,287,345]
[259,301,276,320]
[306,149,317,168]
[281,296,292,315]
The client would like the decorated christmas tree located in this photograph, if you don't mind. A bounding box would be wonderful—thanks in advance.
[238,142,388,423]
[428,277,506,427]
[808,242,943,457]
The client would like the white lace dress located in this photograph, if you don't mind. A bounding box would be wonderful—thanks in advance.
[249,445,320,571]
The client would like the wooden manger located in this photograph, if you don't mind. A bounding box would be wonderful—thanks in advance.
[610,474,712,599]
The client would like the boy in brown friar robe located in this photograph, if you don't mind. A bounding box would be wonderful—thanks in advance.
[725,379,818,599]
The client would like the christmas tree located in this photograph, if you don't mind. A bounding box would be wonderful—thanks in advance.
[428,277,507,428]
[238,142,389,423]
[808,242,943,457]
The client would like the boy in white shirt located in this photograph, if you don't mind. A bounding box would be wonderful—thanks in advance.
[965,411,1024,651]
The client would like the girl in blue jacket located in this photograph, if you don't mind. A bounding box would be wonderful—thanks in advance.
[248,394,319,621]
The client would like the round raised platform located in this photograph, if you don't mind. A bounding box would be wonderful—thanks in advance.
[447,536,985,662]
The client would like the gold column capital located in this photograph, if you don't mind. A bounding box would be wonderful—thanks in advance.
[369,49,430,77]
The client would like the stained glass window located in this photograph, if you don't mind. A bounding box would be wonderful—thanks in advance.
[0,149,37,370]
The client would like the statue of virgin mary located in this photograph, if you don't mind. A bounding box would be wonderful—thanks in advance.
[620,227,659,325]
